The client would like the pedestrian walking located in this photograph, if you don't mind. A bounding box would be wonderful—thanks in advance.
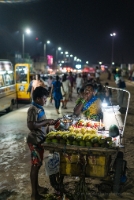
[107,68,111,80]
[95,66,100,81]
[47,76,53,94]
[47,76,53,104]
[68,71,75,100]
[61,74,71,109]
[27,86,55,200]
[31,74,47,98]
[27,75,35,95]
[50,75,64,114]
[76,74,83,94]
[117,77,126,108]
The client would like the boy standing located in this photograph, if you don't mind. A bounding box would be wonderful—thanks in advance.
[27,86,55,200]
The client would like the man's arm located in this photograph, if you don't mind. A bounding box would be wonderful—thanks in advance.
[50,84,53,98]
[27,119,55,130]
[30,86,34,98]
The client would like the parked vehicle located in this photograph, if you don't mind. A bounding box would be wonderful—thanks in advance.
[15,63,35,102]
[0,60,16,112]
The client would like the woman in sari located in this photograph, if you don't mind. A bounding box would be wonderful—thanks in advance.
[74,84,102,120]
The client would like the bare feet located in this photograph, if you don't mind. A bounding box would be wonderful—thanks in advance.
[56,109,60,114]
[31,194,44,200]
[38,186,48,194]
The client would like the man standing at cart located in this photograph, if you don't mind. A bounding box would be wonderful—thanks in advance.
[27,86,56,200]
[74,84,102,120]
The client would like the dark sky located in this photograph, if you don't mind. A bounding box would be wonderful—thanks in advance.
[0,0,134,64]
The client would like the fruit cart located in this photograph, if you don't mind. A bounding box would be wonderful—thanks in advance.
[43,87,130,199]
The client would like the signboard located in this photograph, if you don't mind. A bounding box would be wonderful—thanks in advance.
[75,64,81,69]
[83,67,95,73]
[47,55,53,65]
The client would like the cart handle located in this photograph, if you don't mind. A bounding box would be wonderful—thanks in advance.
[106,86,131,136]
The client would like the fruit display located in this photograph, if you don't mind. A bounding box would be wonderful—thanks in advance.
[45,126,114,148]
[72,119,105,129]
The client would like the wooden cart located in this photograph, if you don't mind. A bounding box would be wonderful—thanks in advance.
[43,87,130,199]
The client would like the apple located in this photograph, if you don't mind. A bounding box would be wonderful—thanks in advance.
[45,138,51,144]
[73,141,79,146]
[79,140,86,147]
[52,138,58,144]
[86,141,92,147]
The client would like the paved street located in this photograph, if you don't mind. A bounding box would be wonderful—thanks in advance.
[0,73,134,200]
[0,89,76,200]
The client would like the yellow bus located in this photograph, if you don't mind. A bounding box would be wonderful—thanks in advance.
[0,60,16,112]
[15,63,34,102]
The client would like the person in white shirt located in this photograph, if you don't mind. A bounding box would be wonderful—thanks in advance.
[95,66,100,81]
[76,74,83,94]
[61,74,71,109]
[47,76,53,94]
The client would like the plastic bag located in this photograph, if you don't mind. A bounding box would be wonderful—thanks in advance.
[44,152,60,176]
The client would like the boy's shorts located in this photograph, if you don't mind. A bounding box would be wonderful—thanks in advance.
[28,143,44,166]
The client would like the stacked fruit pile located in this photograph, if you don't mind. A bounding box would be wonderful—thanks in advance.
[72,119,105,129]
[45,126,113,148]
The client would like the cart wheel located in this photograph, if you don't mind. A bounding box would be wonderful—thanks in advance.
[113,152,123,194]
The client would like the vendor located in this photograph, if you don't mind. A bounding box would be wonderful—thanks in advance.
[74,84,102,120]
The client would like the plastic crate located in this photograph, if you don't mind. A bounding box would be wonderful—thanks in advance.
[60,154,110,178]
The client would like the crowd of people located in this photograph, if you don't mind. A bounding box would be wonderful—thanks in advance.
[27,66,127,115]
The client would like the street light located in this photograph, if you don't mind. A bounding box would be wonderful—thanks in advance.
[22,28,31,59]
[86,61,89,64]
[110,32,116,64]
[56,47,62,62]
[44,40,51,62]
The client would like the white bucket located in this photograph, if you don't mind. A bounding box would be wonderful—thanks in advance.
[103,106,123,130]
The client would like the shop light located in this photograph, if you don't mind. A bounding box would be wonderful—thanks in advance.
[102,99,108,107]
[0,71,6,74]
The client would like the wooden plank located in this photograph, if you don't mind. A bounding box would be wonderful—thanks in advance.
[42,143,118,155]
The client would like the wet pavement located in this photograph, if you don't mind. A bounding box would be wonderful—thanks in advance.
[0,95,75,200]
[0,74,134,200]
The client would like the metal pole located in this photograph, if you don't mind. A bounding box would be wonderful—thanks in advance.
[22,33,24,59]
[56,49,58,63]
[111,36,115,64]
[44,43,46,63]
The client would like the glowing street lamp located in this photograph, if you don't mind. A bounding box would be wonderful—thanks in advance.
[110,32,116,64]
[58,47,62,51]
[22,28,31,59]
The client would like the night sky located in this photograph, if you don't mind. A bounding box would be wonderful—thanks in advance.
[0,0,134,64]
